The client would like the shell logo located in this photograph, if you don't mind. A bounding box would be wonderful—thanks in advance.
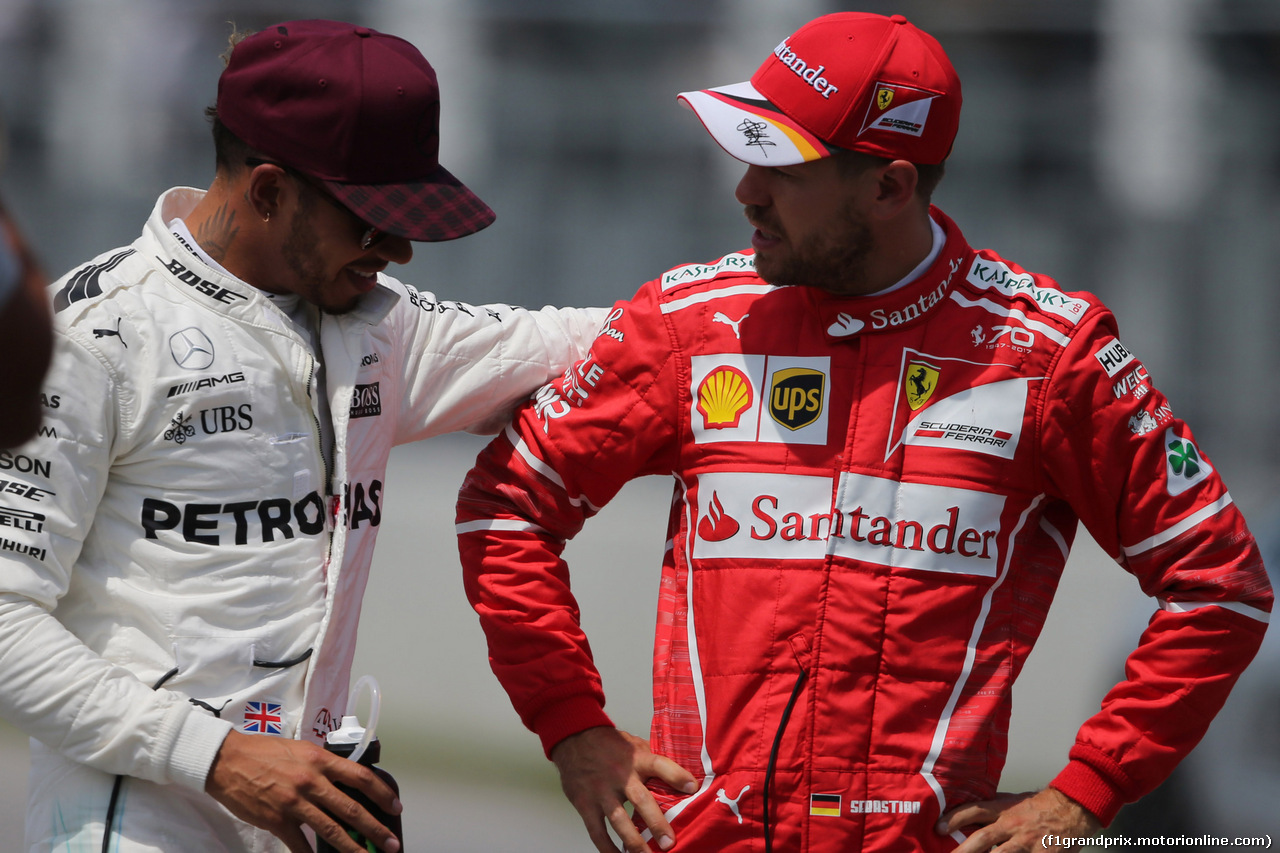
[697,366,754,430]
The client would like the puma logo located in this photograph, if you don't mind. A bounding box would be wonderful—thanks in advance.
[188,697,233,718]
[713,311,749,339]
[93,317,127,347]
[716,785,750,824]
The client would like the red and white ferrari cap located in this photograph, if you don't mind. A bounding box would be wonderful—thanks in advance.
[678,12,961,166]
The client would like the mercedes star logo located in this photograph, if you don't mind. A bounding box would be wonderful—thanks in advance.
[169,327,215,370]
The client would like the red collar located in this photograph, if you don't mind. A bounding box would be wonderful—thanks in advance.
[809,207,970,340]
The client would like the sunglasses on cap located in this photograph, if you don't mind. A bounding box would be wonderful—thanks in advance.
[246,158,386,251]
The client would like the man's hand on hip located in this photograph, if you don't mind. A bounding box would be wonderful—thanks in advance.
[205,729,402,853]
[552,726,698,853]
[938,787,1102,852]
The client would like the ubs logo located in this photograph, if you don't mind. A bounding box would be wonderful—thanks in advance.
[162,405,253,444]
[199,405,253,435]
[350,383,381,419]
[170,328,215,370]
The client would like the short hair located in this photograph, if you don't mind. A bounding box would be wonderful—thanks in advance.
[834,149,946,203]
[204,25,258,174]
[204,109,254,174]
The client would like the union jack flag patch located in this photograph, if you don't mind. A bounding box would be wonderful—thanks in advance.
[242,701,284,735]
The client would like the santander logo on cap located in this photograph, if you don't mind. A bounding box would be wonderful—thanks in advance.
[677,12,961,168]
[771,38,839,99]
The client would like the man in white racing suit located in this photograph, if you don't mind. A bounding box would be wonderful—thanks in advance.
[0,19,603,853]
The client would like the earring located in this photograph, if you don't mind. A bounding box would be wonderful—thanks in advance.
[263,211,271,223]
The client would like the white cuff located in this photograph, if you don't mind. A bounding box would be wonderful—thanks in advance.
[165,708,234,792]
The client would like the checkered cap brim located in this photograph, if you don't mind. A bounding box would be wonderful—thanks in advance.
[325,165,495,243]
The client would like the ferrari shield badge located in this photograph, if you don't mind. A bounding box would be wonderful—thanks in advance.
[904,361,939,410]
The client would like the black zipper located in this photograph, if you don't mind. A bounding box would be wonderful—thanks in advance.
[763,667,808,853]
[101,667,179,853]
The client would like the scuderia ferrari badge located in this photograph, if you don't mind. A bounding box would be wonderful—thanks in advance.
[905,361,940,410]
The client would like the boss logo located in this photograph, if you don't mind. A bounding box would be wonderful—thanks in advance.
[350,383,381,419]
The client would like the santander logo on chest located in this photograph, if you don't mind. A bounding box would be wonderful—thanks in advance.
[692,470,1006,577]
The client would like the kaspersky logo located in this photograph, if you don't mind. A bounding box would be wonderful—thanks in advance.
[661,253,754,290]
[965,258,1087,325]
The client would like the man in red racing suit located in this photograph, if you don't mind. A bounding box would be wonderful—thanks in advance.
[456,13,1271,853]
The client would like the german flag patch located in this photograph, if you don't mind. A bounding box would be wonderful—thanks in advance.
[809,793,841,817]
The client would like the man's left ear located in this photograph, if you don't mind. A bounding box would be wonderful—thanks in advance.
[875,160,920,215]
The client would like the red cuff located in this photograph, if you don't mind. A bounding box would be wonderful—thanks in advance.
[532,694,615,759]
[1049,755,1128,827]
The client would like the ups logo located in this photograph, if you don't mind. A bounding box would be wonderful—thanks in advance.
[769,367,825,430]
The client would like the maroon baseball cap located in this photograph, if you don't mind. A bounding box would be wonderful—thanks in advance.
[678,13,961,166]
[216,19,494,242]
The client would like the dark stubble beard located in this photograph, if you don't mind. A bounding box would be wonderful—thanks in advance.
[746,199,875,296]
[280,190,356,315]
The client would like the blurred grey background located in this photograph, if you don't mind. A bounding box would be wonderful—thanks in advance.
[0,0,1277,848]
